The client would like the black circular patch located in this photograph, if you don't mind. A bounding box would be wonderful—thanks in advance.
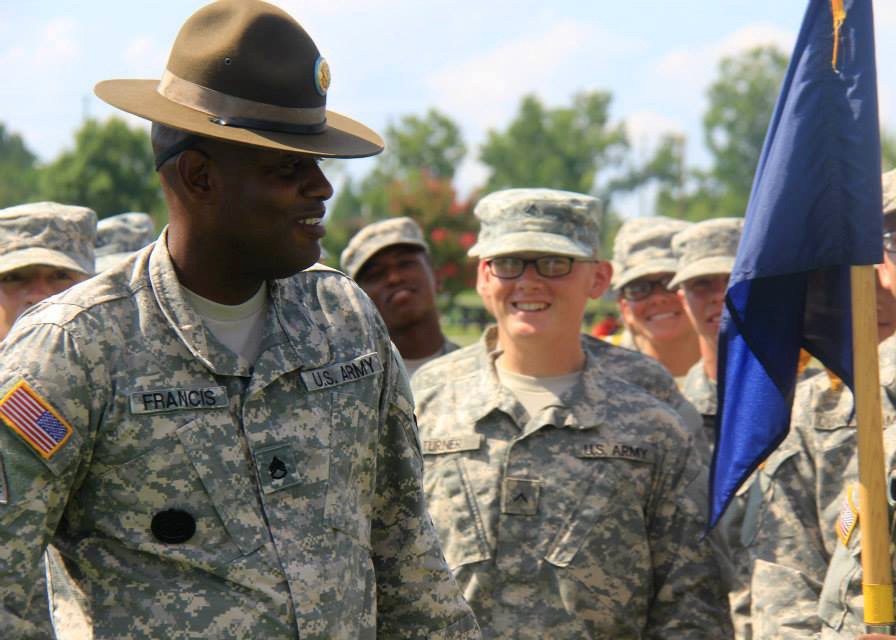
[151,509,196,544]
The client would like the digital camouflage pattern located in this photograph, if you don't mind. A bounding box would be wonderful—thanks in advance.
[884,168,896,217]
[412,328,732,639]
[0,231,479,639]
[340,216,429,279]
[0,202,96,276]
[467,189,602,260]
[668,218,743,289]
[95,212,156,272]
[611,216,692,290]
[746,334,896,638]
[682,361,717,439]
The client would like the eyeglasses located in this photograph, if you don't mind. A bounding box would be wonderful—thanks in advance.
[884,231,896,254]
[485,256,578,279]
[619,275,673,301]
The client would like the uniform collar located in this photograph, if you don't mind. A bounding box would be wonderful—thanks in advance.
[148,229,329,381]
[467,326,610,432]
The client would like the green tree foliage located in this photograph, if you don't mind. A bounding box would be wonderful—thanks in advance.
[324,109,476,297]
[40,117,163,221]
[479,92,629,196]
[0,123,40,208]
[883,128,896,171]
[639,46,788,221]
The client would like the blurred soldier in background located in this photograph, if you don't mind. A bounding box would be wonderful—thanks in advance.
[670,217,744,438]
[414,188,730,638]
[341,216,457,375]
[748,169,896,639]
[95,212,156,272]
[609,216,700,383]
[0,202,95,340]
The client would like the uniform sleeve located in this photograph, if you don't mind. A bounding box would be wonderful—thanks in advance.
[746,435,829,639]
[0,321,97,639]
[645,429,734,639]
[370,344,481,639]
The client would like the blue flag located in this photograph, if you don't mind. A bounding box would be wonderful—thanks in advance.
[710,0,882,528]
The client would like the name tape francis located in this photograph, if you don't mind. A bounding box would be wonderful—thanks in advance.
[301,352,382,391]
[130,386,229,415]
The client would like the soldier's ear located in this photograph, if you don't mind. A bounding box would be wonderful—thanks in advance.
[177,149,212,200]
[587,261,612,299]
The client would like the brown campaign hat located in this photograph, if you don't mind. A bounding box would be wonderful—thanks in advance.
[95,0,383,158]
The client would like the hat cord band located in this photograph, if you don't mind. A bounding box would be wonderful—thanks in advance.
[158,70,327,131]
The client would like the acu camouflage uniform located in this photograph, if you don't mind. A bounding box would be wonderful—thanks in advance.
[412,329,731,639]
[745,336,896,638]
[0,232,479,639]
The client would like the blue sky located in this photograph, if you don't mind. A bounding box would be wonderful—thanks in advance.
[2,1,894,218]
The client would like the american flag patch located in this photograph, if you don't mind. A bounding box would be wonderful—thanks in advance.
[0,381,72,459]
[836,484,859,546]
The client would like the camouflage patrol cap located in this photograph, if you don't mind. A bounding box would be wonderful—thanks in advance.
[0,202,96,276]
[468,188,601,259]
[611,216,692,290]
[340,217,429,279]
[95,212,157,271]
[668,217,743,288]
[884,169,896,218]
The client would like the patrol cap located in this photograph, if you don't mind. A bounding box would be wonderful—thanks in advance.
[0,202,96,276]
[468,189,601,259]
[340,217,429,279]
[95,212,157,272]
[611,216,692,290]
[884,169,896,219]
[668,217,743,288]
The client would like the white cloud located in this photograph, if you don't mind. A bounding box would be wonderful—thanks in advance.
[123,36,167,74]
[34,18,80,66]
[426,20,641,134]
[624,110,683,146]
[655,23,795,92]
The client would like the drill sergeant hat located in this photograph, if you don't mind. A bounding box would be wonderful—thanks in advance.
[95,212,157,272]
[668,217,744,289]
[468,189,602,259]
[94,0,383,159]
[611,216,692,290]
[340,217,429,279]
[0,202,96,276]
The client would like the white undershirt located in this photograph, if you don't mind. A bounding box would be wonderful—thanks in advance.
[181,284,268,364]
[495,357,581,419]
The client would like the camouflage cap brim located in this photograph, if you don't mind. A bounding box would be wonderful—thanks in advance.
[467,231,593,259]
[0,247,92,277]
[668,256,735,289]
[612,258,679,291]
[344,237,428,279]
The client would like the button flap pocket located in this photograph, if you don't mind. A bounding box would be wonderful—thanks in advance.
[176,414,268,557]
[545,464,618,568]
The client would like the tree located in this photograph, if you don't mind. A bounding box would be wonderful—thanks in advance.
[378,109,466,181]
[40,118,163,221]
[636,46,789,221]
[883,128,896,171]
[479,92,629,198]
[0,123,40,208]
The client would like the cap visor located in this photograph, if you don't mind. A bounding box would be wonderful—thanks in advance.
[0,248,91,276]
[468,232,592,259]
[612,259,678,290]
[96,79,384,159]
[668,256,735,288]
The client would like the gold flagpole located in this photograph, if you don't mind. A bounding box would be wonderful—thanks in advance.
[850,264,895,632]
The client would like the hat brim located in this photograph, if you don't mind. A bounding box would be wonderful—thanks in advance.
[612,259,678,291]
[468,232,593,259]
[95,79,384,158]
[346,240,429,280]
[0,247,92,276]
[668,256,735,289]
